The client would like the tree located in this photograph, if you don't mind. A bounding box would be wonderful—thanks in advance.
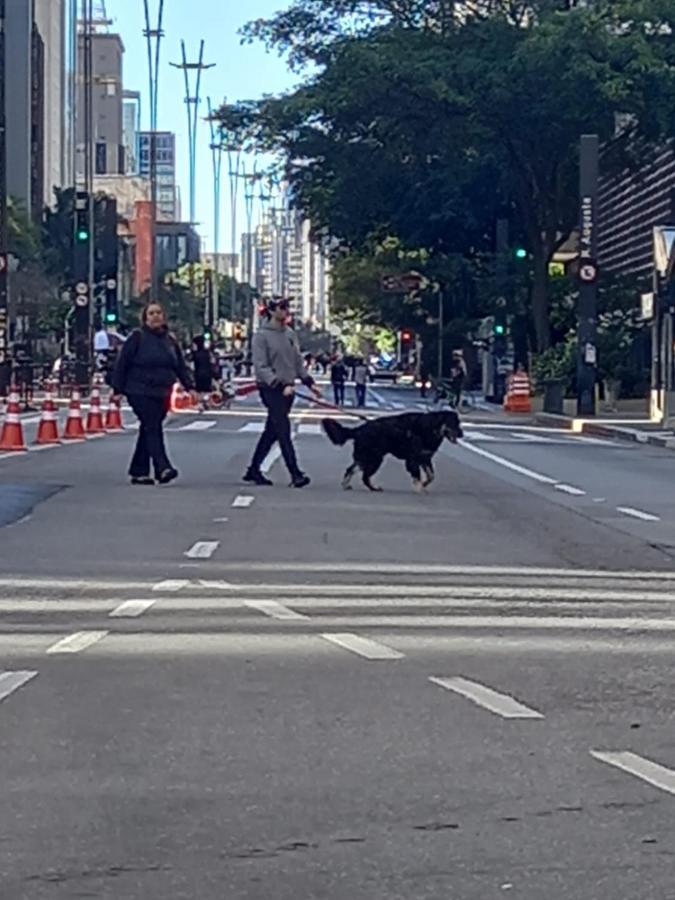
[222,0,675,350]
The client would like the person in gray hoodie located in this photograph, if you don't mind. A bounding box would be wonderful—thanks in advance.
[244,298,321,487]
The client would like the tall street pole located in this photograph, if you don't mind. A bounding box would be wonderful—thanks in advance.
[143,0,165,302]
[577,134,599,417]
[0,0,9,388]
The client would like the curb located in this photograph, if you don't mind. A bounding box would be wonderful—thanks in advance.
[534,413,675,451]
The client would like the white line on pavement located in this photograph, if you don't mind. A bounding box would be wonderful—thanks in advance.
[46,631,109,654]
[510,432,553,443]
[463,430,497,442]
[591,750,675,796]
[232,495,255,508]
[0,670,38,703]
[239,422,264,433]
[198,579,235,589]
[555,484,586,496]
[178,420,216,431]
[245,600,309,620]
[152,579,189,592]
[321,632,404,660]
[213,517,230,523]
[109,599,157,618]
[185,541,220,559]
[456,440,559,484]
[430,676,543,719]
[261,446,281,474]
[617,506,660,522]
[298,423,323,436]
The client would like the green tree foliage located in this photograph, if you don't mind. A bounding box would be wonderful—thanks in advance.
[221,0,675,352]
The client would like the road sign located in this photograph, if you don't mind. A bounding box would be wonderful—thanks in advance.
[75,281,88,295]
[75,294,89,308]
[641,292,655,320]
[579,261,598,284]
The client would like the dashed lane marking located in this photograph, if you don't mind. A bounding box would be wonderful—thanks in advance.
[46,631,109,654]
[554,484,586,496]
[178,420,216,431]
[456,440,558,485]
[321,633,404,660]
[152,579,189,592]
[429,676,544,719]
[109,599,157,618]
[0,670,38,703]
[245,600,309,620]
[232,495,255,508]
[591,750,675,797]
[617,506,660,522]
[184,541,220,559]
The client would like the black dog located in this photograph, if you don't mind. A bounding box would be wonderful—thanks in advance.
[322,410,463,492]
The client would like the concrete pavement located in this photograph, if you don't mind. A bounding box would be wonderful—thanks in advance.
[2,388,675,898]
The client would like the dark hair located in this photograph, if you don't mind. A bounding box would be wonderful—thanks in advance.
[141,302,166,325]
[193,335,205,350]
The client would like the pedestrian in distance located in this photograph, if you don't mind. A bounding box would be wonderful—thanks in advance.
[192,335,217,410]
[243,297,321,488]
[112,302,198,486]
[331,356,348,406]
[353,359,368,408]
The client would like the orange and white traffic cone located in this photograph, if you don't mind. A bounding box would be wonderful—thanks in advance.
[62,387,86,440]
[0,387,28,451]
[35,380,61,445]
[85,380,106,434]
[105,391,123,432]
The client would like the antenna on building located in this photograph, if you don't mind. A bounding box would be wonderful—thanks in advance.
[91,0,112,32]
[170,40,215,226]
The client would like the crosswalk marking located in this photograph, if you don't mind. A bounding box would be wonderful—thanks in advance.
[178,420,216,431]
[429,676,543,719]
[245,600,309,620]
[463,430,497,441]
[239,422,264,433]
[298,423,323,436]
[0,670,38,703]
[153,579,189,592]
[232,495,255,508]
[46,631,109,654]
[185,541,219,559]
[591,750,675,796]
[321,633,404,660]
[109,599,157,618]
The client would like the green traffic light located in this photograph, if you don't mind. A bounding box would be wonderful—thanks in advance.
[515,247,527,259]
[77,229,89,242]
[494,324,505,335]
[105,312,117,323]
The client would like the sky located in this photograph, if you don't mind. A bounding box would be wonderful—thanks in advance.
[105,0,299,253]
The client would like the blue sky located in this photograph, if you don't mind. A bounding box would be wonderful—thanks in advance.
[106,0,298,252]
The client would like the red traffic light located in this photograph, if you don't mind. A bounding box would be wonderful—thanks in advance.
[401,330,412,342]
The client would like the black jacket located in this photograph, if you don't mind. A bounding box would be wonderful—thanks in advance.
[112,327,193,398]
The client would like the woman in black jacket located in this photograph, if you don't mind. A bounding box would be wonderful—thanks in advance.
[112,303,197,485]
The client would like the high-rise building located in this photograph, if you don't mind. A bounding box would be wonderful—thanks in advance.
[76,31,125,178]
[138,131,178,221]
[122,90,141,175]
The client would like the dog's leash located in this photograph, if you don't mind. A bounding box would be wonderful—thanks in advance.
[294,391,372,423]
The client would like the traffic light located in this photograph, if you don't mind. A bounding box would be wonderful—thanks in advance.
[105,311,117,324]
[515,247,527,260]
[401,329,413,343]
[494,322,505,336]
[76,225,89,242]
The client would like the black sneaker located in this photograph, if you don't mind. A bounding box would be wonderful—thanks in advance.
[243,468,273,486]
[157,467,179,485]
[290,473,311,489]
[131,476,155,486]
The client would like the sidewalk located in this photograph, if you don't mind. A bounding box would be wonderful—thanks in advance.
[535,410,675,451]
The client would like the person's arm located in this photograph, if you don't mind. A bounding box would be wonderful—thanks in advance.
[111,330,140,395]
[252,331,278,386]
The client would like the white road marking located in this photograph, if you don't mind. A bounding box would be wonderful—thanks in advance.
[178,420,216,431]
[185,541,219,559]
[510,432,553,443]
[321,632,404,660]
[298,423,323,436]
[457,440,558,484]
[109,599,156,618]
[0,670,38,703]
[152,579,189,592]
[232,495,255,508]
[430,676,543,719]
[245,600,309,620]
[617,506,660,522]
[591,750,675,796]
[261,445,281,474]
[239,422,264,433]
[46,631,109,654]
[464,430,497,442]
[555,484,586,496]
[198,579,235,589]
[213,517,230,523]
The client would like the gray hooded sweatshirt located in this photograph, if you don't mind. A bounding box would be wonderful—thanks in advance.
[252,319,314,389]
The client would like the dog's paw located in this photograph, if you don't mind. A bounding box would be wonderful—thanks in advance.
[342,483,353,491]
[412,480,426,494]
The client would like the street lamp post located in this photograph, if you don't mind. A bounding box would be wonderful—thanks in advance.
[143,0,166,301]
[0,0,9,390]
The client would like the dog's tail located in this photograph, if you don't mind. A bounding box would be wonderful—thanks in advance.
[322,418,357,446]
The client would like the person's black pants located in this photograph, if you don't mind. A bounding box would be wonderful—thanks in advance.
[355,384,367,407]
[333,382,345,406]
[250,385,301,478]
[128,394,172,478]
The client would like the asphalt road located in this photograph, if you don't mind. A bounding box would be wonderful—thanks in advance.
[2,385,675,899]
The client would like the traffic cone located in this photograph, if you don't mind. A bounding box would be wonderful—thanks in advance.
[62,387,86,440]
[105,391,123,431]
[35,381,61,445]
[0,388,27,451]
[85,381,106,434]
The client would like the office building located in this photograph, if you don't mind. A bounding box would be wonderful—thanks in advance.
[138,131,178,221]
[122,91,141,175]
[76,31,125,178]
